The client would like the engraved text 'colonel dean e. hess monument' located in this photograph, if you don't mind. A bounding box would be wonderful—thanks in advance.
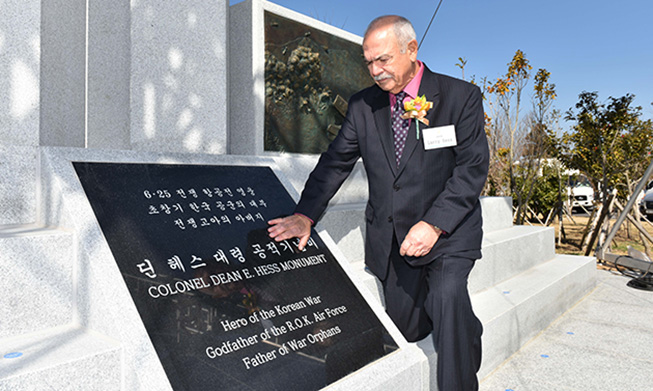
[73,162,396,391]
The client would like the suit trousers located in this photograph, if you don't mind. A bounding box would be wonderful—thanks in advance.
[382,238,483,391]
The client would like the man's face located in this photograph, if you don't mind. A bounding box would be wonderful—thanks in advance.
[362,25,417,94]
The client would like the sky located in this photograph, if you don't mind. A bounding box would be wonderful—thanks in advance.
[231,0,653,133]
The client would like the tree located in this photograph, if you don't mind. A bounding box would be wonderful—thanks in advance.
[615,116,653,198]
[486,50,532,186]
[527,161,562,222]
[483,50,566,225]
[512,68,558,224]
[562,92,644,206]
[562,92,653,253]
[617,116,653,254]
[482,87,510,195]
[455,57,468,80]
[483,51,532,198]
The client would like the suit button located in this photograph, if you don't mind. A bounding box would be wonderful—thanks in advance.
[387,216,393,222]
[393,185,400,191]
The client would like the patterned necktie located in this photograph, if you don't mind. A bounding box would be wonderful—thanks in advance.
[392,91,409,166]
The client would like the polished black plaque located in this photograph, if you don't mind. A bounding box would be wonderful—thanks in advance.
[73,162,396,391]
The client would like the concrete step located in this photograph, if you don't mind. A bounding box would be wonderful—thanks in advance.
[317,203,367,265]
[479,196,513,233]
[316,197,515,266]
[414,254,596,388]
[0,146,38,225]
[0,324,122,390]
[472,254,597,379]
[0,225,74,338]
[470,225,556,294]
[349,254,596,388]
[346,225,557,304]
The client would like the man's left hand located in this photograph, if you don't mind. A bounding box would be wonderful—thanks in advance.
[399,221,442,257]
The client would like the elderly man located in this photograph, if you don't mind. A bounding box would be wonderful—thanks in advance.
[268,15,489,391]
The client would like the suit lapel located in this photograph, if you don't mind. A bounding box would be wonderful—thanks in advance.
[371,89,398,176]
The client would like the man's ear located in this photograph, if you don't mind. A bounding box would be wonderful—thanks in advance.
[407,39,418,61]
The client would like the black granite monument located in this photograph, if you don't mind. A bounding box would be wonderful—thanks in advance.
[74,162,396,391]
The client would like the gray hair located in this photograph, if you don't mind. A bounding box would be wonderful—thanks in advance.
[364,15,417,53]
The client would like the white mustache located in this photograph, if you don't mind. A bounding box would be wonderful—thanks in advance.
[374,73,392,81]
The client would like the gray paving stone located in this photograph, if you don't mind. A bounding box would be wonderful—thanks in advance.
[480,271,653,391]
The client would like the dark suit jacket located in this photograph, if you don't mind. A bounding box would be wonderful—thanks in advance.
[295,65,489,280]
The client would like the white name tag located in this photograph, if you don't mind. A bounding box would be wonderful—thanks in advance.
[423,125,457,150]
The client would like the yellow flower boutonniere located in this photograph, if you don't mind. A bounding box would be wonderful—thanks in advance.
[401,95,433,139]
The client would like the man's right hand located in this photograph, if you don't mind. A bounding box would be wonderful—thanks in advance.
[267,214,312,250]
